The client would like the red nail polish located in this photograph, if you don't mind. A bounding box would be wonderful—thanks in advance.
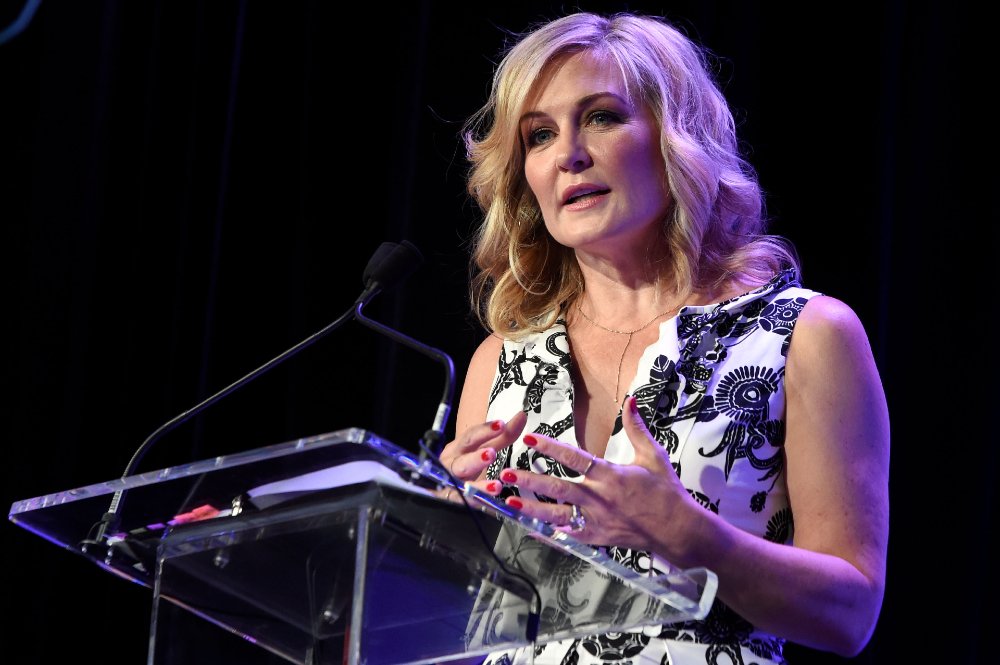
[486,481,500,493]
[490,420,503,431]
[501,470,517,483]
[506,497,524,510]
[481,449,493,462]
[523,434,538,447]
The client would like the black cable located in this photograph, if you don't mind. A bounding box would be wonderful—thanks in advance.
[416,436,542,644]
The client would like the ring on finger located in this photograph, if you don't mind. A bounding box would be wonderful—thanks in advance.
[568,504,587,532]
[580,452,596,476]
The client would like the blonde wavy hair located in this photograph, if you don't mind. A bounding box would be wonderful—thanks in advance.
[462,12,799,339]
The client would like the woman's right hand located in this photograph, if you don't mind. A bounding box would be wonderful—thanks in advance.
[436,410,527,500]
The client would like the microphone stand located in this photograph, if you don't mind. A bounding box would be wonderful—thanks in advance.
[81,304,365,555]
[80,244,419,556]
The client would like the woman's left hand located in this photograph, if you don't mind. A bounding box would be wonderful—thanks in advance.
[499,395,701,559]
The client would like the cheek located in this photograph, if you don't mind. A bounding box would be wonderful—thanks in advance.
[627,147,668,198]
[523,158,552,204]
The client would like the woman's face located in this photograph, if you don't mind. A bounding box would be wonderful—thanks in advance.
[520,50,670,260]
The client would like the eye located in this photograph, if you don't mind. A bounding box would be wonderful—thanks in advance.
[587,110,623,127]
[525,126,555,147]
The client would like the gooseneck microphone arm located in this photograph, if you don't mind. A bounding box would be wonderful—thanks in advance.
[353,302,455,460]
[82,240,437,552]
[84,305,360,549]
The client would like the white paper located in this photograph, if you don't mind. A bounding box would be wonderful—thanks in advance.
[246,460,435,508]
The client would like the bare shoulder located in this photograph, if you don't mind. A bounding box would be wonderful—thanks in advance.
[454,333,505,435]
[791,295,874,358]
[468,332,505,371]
[786,294,886,418]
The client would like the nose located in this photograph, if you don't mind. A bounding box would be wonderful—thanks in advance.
[556,131,592,173]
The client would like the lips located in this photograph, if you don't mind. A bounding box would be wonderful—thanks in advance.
[562,185,610,205]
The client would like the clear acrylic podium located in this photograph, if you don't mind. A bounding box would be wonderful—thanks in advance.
[8,428,718,664]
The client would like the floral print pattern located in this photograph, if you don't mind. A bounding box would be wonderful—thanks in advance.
[481,270,818,665]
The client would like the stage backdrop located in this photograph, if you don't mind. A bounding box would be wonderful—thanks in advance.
[3,2,983,664]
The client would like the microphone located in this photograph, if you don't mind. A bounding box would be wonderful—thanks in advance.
[359,239,424,304]
[81,239,454,553]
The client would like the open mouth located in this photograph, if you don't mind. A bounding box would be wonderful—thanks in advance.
[565,189,609,205]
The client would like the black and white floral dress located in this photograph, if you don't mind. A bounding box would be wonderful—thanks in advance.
[481,270,819,665]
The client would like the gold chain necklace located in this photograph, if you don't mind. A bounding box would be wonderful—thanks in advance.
[576,301,683,405]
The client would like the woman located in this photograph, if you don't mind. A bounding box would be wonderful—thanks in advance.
[439,11,889,665]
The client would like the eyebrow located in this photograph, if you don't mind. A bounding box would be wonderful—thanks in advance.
[518,91,631,125]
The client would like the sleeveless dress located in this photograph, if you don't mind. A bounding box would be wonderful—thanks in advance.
[480,269,820,665]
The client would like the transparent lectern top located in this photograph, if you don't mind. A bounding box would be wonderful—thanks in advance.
[10,428,431,577]
[9,428,718,663]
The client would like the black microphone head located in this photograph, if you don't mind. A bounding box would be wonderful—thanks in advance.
[362,240,423,293]
[362,242,400,286]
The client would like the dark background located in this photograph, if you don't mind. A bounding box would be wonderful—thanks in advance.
[3,1,987,664]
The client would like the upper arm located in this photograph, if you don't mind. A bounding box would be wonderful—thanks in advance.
[784,295,890,586]
[454,333,505,440]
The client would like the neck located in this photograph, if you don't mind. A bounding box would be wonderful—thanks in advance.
[575,299,681,336]
[575,280,686,329]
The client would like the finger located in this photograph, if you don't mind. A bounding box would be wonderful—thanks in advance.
[469,478,504,498]
[454,419,509,453]
[433,484,462,503]
[445,411,528,480]
[438,478,503,502]
[522,433,600,478]
[498,467,584,504]
[447,446,498,480]
[505,409,529,438]
[621,395,669,465]
[467,410,527,453]
[505,494,578,527]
